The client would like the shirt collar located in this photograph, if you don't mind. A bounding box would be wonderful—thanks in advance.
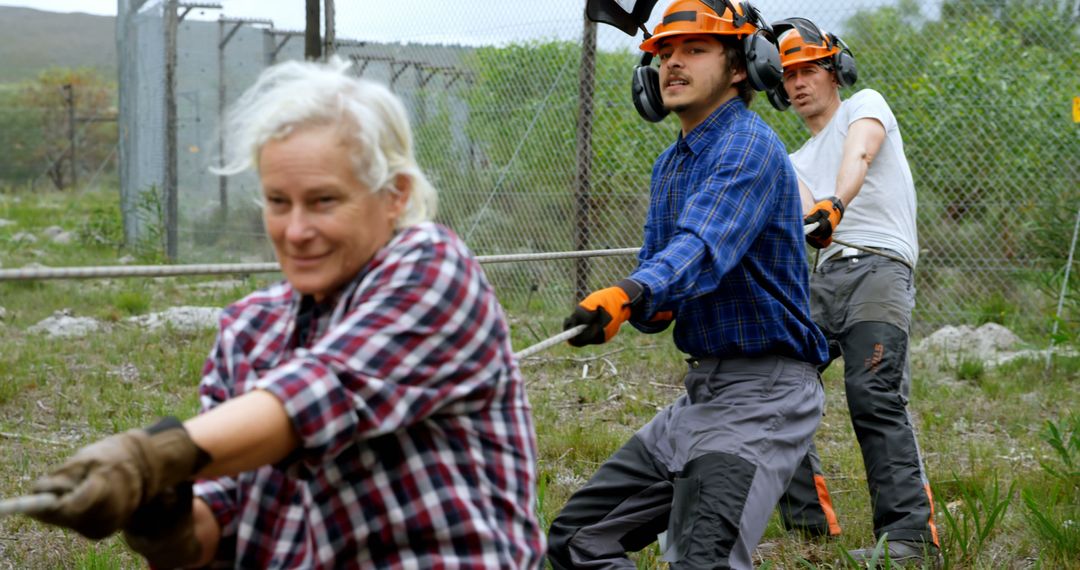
[677,97,746,155]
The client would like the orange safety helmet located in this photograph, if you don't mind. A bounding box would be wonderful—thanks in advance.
[775,20,839,68]
[639,0,760,53]
[772,17,857,86]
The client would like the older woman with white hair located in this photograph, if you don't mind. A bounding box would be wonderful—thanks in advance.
[29,58,544,569]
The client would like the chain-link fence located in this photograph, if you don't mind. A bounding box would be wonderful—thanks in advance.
[114,0,1080,337]
[0,80,119,196]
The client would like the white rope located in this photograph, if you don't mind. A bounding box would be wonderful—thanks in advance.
[0,224,835,283]
[514,325,586,360]
[0,493,57,518]
[0,248,642,282]
[0,262,281,281]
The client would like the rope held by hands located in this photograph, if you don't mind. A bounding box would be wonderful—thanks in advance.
[0,329,588,519]
[0,493,57,518]
[0,225,900,518]
[510,225,820,362]
[513,325,586,360]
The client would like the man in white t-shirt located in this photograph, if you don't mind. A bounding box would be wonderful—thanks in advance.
[766,17,940,566]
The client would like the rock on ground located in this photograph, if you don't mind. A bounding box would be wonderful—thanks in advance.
[913,322,1077,368]
[914,323,1022,361]
[28,309,106,338]
[126,306,221,332]
[11,232,37,244]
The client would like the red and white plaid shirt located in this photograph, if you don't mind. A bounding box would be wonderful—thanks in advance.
[193,223,544,569]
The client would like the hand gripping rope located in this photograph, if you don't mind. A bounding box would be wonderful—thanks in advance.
[0,326,579,517]
[511,222,870,359]
[2,225,903,516]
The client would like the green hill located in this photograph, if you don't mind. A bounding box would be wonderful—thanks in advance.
[0,6,115,84]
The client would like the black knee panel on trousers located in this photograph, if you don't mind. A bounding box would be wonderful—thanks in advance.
[841,321,909,424]
[839,320,935,543]
[668,452,756,569]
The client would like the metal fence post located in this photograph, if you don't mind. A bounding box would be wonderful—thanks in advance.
[218,18,228,223]
[63,83,77,190]
[574,7,597,300]
[164,0,179,260]
[323,0,335,59]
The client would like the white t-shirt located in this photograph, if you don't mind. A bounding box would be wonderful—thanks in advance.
[789,89,919,267]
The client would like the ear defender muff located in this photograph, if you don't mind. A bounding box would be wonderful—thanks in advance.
[631,51,669,123]
[717,0,782,92]
[828,34,858,88]
[766,86,790,111]
[742,30,782,91]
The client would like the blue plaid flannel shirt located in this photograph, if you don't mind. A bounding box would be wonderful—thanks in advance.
[629,98,828,363]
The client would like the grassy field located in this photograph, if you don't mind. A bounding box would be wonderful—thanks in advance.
[1,188,1077,569]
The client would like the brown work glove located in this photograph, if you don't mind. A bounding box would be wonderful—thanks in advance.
[804,196,845,248]
[123,483,203,569]
[29,417,211,540]
[564,279,643,346]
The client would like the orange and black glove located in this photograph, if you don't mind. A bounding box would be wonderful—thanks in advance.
[564,279,644,346]
[803,196,845,249]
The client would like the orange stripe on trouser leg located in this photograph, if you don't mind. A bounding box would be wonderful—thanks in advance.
[813,474,842,536]
[925,484,940,546]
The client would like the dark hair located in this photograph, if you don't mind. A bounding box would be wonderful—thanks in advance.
[718,36,755,106]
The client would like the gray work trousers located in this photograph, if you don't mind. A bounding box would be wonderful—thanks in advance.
[778,252,939,545]
[548,355,824,569]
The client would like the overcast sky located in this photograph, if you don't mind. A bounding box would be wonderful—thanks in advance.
[3,0,929,48]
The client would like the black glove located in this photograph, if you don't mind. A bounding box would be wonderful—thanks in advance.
[804,196,845,248]
[123,483,204,569]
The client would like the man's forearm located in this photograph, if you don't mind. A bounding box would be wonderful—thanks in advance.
[834,151,871,207]
[834,118,886,207]
[797,179,816,215]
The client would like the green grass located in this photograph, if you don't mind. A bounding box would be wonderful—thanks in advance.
[1,188,1079,568]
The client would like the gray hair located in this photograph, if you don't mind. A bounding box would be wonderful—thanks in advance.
[215,57,436,228]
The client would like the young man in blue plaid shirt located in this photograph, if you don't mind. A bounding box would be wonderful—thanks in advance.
[548,1,829,568]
